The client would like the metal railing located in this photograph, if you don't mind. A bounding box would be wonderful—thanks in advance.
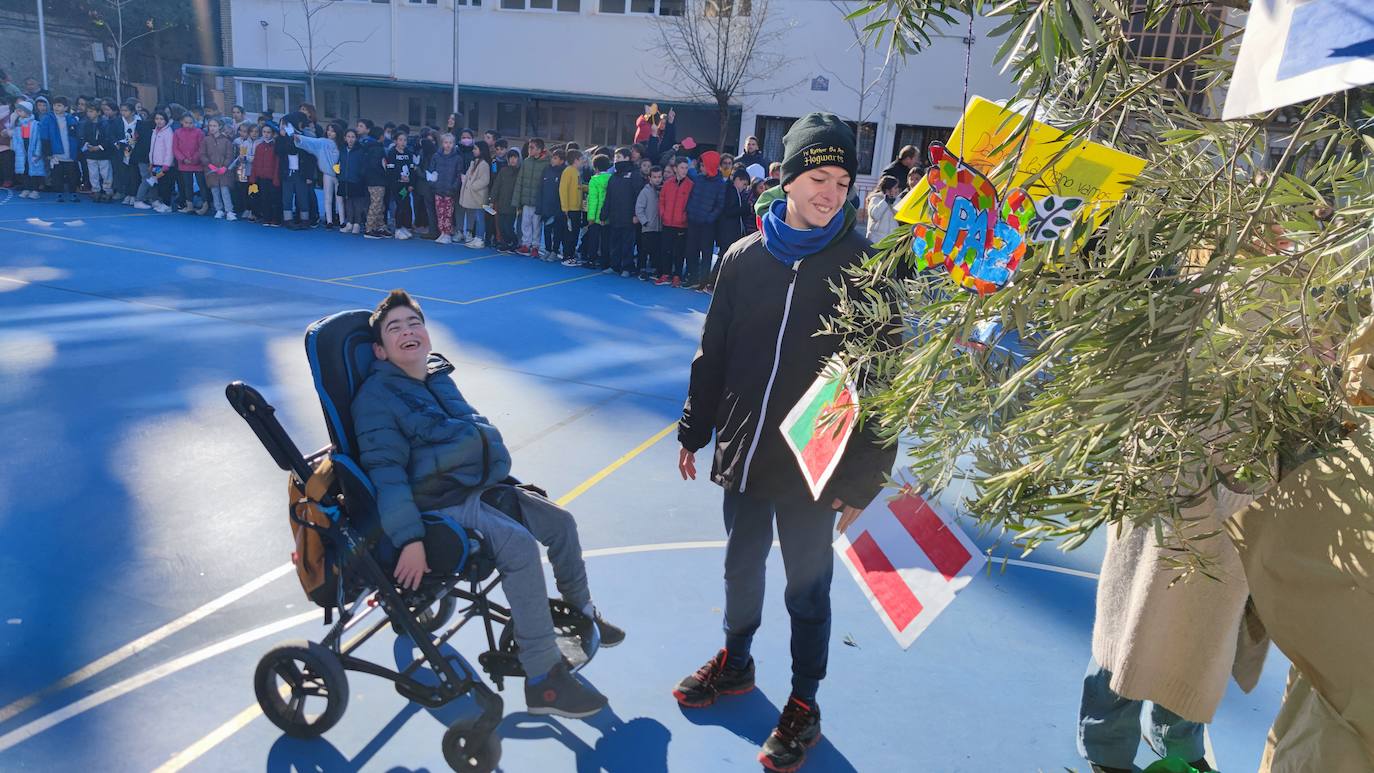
[93,74,138,103]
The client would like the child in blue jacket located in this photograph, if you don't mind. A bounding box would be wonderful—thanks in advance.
[353,290,625,719]
[38,96,81,201]
[10,100,44,198]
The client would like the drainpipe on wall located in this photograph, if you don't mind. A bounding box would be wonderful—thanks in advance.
[36,0,49,90]
[452,0,460,115]
[389,0,398,79]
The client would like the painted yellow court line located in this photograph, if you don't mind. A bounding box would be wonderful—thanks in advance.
[149,419,679,773]
[327,254,503,281]
[0,226,603,306]
[150,702,266,773]
[556,421,677,507]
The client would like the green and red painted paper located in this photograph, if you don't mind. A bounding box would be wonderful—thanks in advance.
[781,365,859,501]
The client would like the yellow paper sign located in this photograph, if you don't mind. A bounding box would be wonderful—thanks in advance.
[896,97,1146,244]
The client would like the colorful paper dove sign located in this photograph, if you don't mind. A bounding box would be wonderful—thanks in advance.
[910,143,1035,295]
[897,97,1145,251]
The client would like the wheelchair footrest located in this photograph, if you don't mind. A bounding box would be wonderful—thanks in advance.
[479,650,525,679]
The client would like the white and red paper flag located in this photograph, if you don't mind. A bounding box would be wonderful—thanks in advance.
[834,477,985,649]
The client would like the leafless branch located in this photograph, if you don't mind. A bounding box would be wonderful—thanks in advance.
[644,0,798,144]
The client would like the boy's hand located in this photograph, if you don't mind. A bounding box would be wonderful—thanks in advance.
[678,447,696,480]
[833,499,864,533]
[394,541,429,590]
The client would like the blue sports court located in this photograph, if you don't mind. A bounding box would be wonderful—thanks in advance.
[0,193,1290,771]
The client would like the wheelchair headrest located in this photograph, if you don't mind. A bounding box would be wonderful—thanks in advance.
[304,309,376,456]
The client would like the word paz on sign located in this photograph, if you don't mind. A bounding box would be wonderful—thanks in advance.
[910,143,1034,295]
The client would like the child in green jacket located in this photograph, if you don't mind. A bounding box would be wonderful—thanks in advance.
[582,154,612,268]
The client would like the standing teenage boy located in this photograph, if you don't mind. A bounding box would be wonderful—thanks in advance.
[38,96,80,202]
[672,113,897,773]
[511,137,549,257]
[603,147,644,277]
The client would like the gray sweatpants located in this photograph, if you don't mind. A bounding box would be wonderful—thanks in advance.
[436,486,591,677]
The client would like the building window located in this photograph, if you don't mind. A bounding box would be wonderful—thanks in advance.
[407,95,442,127]
[605,0,680,12]
[526,105,547,137]
[321,87,354,123]
[497,101,522,137]
[843,121,877,175]
[890,124,952,167]
[704,0,748,16]
[238,80,307,117]
[407,0,437,4]
[1126,0,1222,112]
[590,109,639,146]
[458,99,480,132]
[502,0,578,9]
[551,106,576,141]
[754,115,797,166]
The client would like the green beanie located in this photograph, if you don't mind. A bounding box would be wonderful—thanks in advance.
[780,112,858,187]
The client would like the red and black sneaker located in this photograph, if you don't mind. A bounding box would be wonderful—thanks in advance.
[672,649,755,708]
[759,696,822,772]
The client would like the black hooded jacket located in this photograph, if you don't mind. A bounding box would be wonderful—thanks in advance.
[677,221,899,509]
[604,159,644,228]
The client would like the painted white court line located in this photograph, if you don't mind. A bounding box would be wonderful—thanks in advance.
[0,562,295,725]
[996,558,1099,580]
[148,543,1098,772]
[0,609,319,754]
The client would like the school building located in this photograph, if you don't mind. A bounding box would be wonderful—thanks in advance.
[193,0,1014,187]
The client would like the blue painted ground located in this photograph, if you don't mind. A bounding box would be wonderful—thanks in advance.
[0,194,1287,771]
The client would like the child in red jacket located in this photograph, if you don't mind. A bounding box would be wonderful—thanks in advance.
[250,123,282,225]
[656,156,693,286]
[172,113,207,214]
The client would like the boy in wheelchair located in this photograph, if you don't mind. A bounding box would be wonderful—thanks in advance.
[352,289,624,719]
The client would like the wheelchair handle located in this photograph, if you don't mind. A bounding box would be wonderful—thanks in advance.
[225,381,314,483]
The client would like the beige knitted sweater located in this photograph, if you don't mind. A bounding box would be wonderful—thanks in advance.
[1092,483,1268,723]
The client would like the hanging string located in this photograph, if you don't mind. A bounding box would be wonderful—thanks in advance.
[959,10,975,155]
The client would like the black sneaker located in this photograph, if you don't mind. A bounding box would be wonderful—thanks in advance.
[524,660,608,719]
[594,612,624,648]
[759,697,822,772]
[673,649,755,708]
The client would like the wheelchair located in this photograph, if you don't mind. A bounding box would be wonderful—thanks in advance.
[226,309,601,772]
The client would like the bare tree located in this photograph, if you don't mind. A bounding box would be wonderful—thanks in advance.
[281,0,372,104]
[813,1,900,175]
[648,0,796,152]
[88,1,176,103]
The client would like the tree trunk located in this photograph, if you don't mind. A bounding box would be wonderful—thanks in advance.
[115,4,125,103]
[718,99,731,154]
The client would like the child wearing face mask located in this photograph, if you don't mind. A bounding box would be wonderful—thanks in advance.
[865,174,900,243]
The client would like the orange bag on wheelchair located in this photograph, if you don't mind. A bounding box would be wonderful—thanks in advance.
[288,457,342,608]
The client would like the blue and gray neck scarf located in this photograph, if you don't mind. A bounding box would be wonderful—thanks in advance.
[756,186,856,266]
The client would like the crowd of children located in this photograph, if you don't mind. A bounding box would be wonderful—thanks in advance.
[0,94,814,293]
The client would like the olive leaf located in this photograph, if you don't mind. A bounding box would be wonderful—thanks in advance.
[1029,195,1086,243]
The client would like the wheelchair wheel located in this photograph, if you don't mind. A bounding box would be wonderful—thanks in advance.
[254,640,349,737]
[417,596,458,633]
[442,724,501,772]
